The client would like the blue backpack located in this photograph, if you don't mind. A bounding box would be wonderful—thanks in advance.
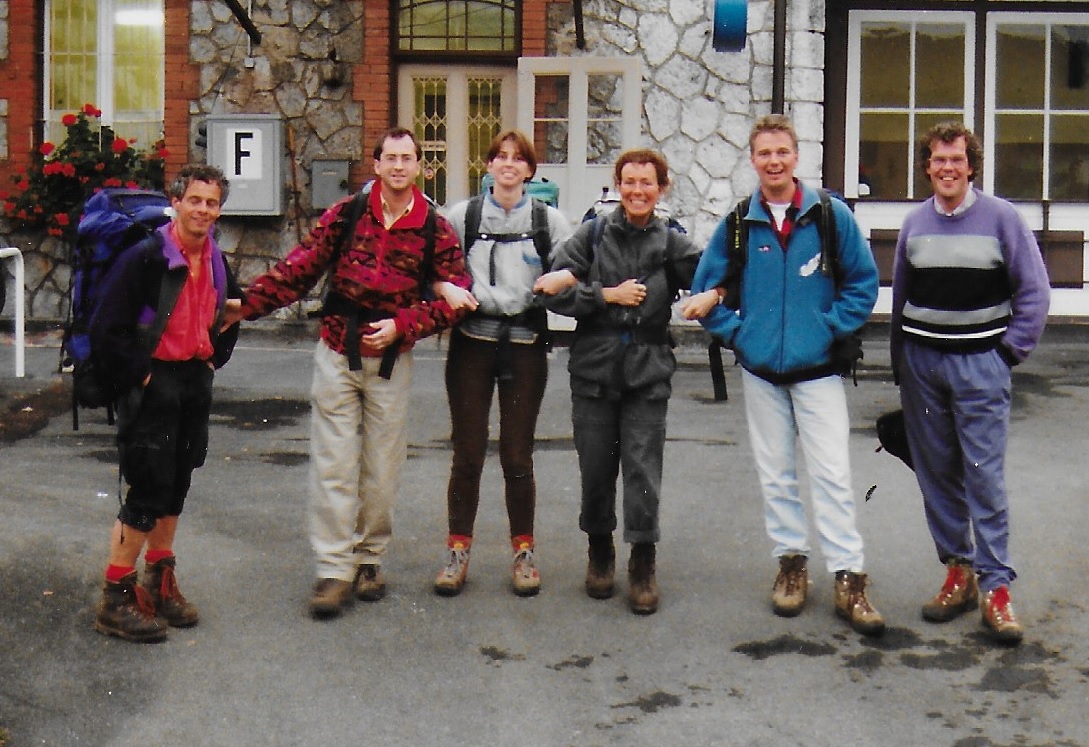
[62,188,173,428]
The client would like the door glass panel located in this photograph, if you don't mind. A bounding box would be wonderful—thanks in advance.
[113,0,164,147]
[467,77,504,195]
[413,77,448,204]
[996,25,1045,108]
[587,73,623,166]
[1049,114,1089,200]
[994,113,1044,198]
[860,23,910,107]
[1051,25,1089,110]
[533,74,570,165]
[917,25,966,108]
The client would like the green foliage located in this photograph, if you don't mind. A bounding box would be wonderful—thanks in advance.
[1,103,167,244]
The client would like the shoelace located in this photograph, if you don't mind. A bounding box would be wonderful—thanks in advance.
[133,585,159,618]
[159,565,185,602]
[441,548,469,578]
[939,566,968,596]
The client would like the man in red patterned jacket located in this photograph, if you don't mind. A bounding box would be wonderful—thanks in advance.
[233,128,471,619]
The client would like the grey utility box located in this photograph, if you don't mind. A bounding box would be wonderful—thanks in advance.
[312,159,351,210]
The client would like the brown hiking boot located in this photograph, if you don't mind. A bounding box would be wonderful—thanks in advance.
[585,533,615,600]
[354,564,387,601]
[628,542,659,615]
[981,586,1025,645]
[95,572,169,643]
[834,571,886,636]
[511,536,541,597]
[309,578,353,619]
[434,537,471,597]
[142,556,199,627]
[922,558,979,622]
[772,554,808,617]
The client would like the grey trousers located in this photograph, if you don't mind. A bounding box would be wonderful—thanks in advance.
[572,393,668,544]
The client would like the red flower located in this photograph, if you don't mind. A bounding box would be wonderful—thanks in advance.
[95,162,106,172]
[82,103,102,117]
[125,181,139,189]
[40,142,55,156]
[17,179,28,190]
[157,147,170,159]
[48,227,63,237]
[3,201,15,213]
[62,113,78,127]
[54,212,71,226]
[112,138,129,154]
[104,177,123,187]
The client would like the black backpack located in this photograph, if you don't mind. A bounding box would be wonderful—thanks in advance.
[708,189,864,401]
[62,188,174,428]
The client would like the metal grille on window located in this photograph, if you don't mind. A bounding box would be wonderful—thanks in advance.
[414,77,448,205]
[467,78,504,195]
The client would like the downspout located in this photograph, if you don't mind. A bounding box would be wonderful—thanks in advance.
[574,0,586,50]
[772,0,786,114]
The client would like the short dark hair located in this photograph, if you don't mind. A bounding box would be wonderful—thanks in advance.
[749,114,798,153]
[169,164,229,204]
[613,149,671,189]
[918,121,983,178]
[373,127,423,161]
[486,130,538,180]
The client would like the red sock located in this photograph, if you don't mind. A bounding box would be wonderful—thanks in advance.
[144,549,174,564]
[105,564,136,583]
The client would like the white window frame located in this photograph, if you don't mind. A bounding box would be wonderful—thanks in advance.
[984,11,1089,199]
[516,56,642,222]
[43,0,165,142]
[845,10,976,200]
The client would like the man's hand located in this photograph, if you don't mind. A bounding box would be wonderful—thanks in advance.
[221,298,244,330]
[361,317,402,351]
[432,281,478,311]
[603,278,647,307]
[680,289,722,320]
[533,269,577,296]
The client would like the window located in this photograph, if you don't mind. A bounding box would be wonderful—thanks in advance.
[846,12,974,200]
[987,14,1089,200]
[45,0,165,149]
[846,8,1089,203]
[397,0,518,54]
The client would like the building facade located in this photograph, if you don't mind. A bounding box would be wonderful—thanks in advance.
[1,0,1088,321]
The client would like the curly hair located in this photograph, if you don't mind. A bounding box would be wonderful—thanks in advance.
[917,121,983,178]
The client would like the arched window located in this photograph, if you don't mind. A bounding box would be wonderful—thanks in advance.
[397,0,518,54]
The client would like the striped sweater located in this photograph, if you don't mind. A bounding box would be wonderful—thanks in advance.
[891,189,1050,371]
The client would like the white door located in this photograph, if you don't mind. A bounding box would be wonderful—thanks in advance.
[517,56,643,221]
[397,65,516,207]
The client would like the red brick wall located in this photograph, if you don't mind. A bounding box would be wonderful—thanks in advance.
[0,0,41,188]
[163,0,199,182]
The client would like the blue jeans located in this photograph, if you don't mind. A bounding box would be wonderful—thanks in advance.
[741,369,865,573]
[899,340,1014,591]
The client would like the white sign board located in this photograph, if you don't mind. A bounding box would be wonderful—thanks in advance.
[205,114,283,216]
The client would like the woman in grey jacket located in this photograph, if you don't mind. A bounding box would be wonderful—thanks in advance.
[536,149,701,614]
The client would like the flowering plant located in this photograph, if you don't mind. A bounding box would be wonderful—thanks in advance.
[1,103,168,243]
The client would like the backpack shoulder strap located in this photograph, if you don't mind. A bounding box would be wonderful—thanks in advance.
[530,198,551,271]
[719,196,751,310]
[136,233,181,355]
[335,184,371,261]
[816,188,841,284]
[588,214,606,265]
[421,202,437,281]
[463,194,485,253]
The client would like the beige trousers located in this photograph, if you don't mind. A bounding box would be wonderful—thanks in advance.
[308,340,413,581]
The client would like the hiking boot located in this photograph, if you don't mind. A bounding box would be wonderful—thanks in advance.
[772,554,808,617]
[922,558,979,623]
[95,572,169,643]
[511,536,541,597]
[309,578,353,619]
[834,571,886,636]
[142,556,199,627]
[434,537,471,597]
[981,586,1025,645]
[585,533,615,600]
[354,564,387,602]
[628,542,659,615]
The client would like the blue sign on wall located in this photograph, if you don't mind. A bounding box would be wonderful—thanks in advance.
[712,0,747,53]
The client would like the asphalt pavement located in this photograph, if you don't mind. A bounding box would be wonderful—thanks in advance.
[1,320,1088,747]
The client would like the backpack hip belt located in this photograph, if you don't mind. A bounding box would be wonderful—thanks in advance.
[321,292,399,378]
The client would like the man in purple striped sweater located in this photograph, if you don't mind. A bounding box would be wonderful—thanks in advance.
[891,122,1050,645]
